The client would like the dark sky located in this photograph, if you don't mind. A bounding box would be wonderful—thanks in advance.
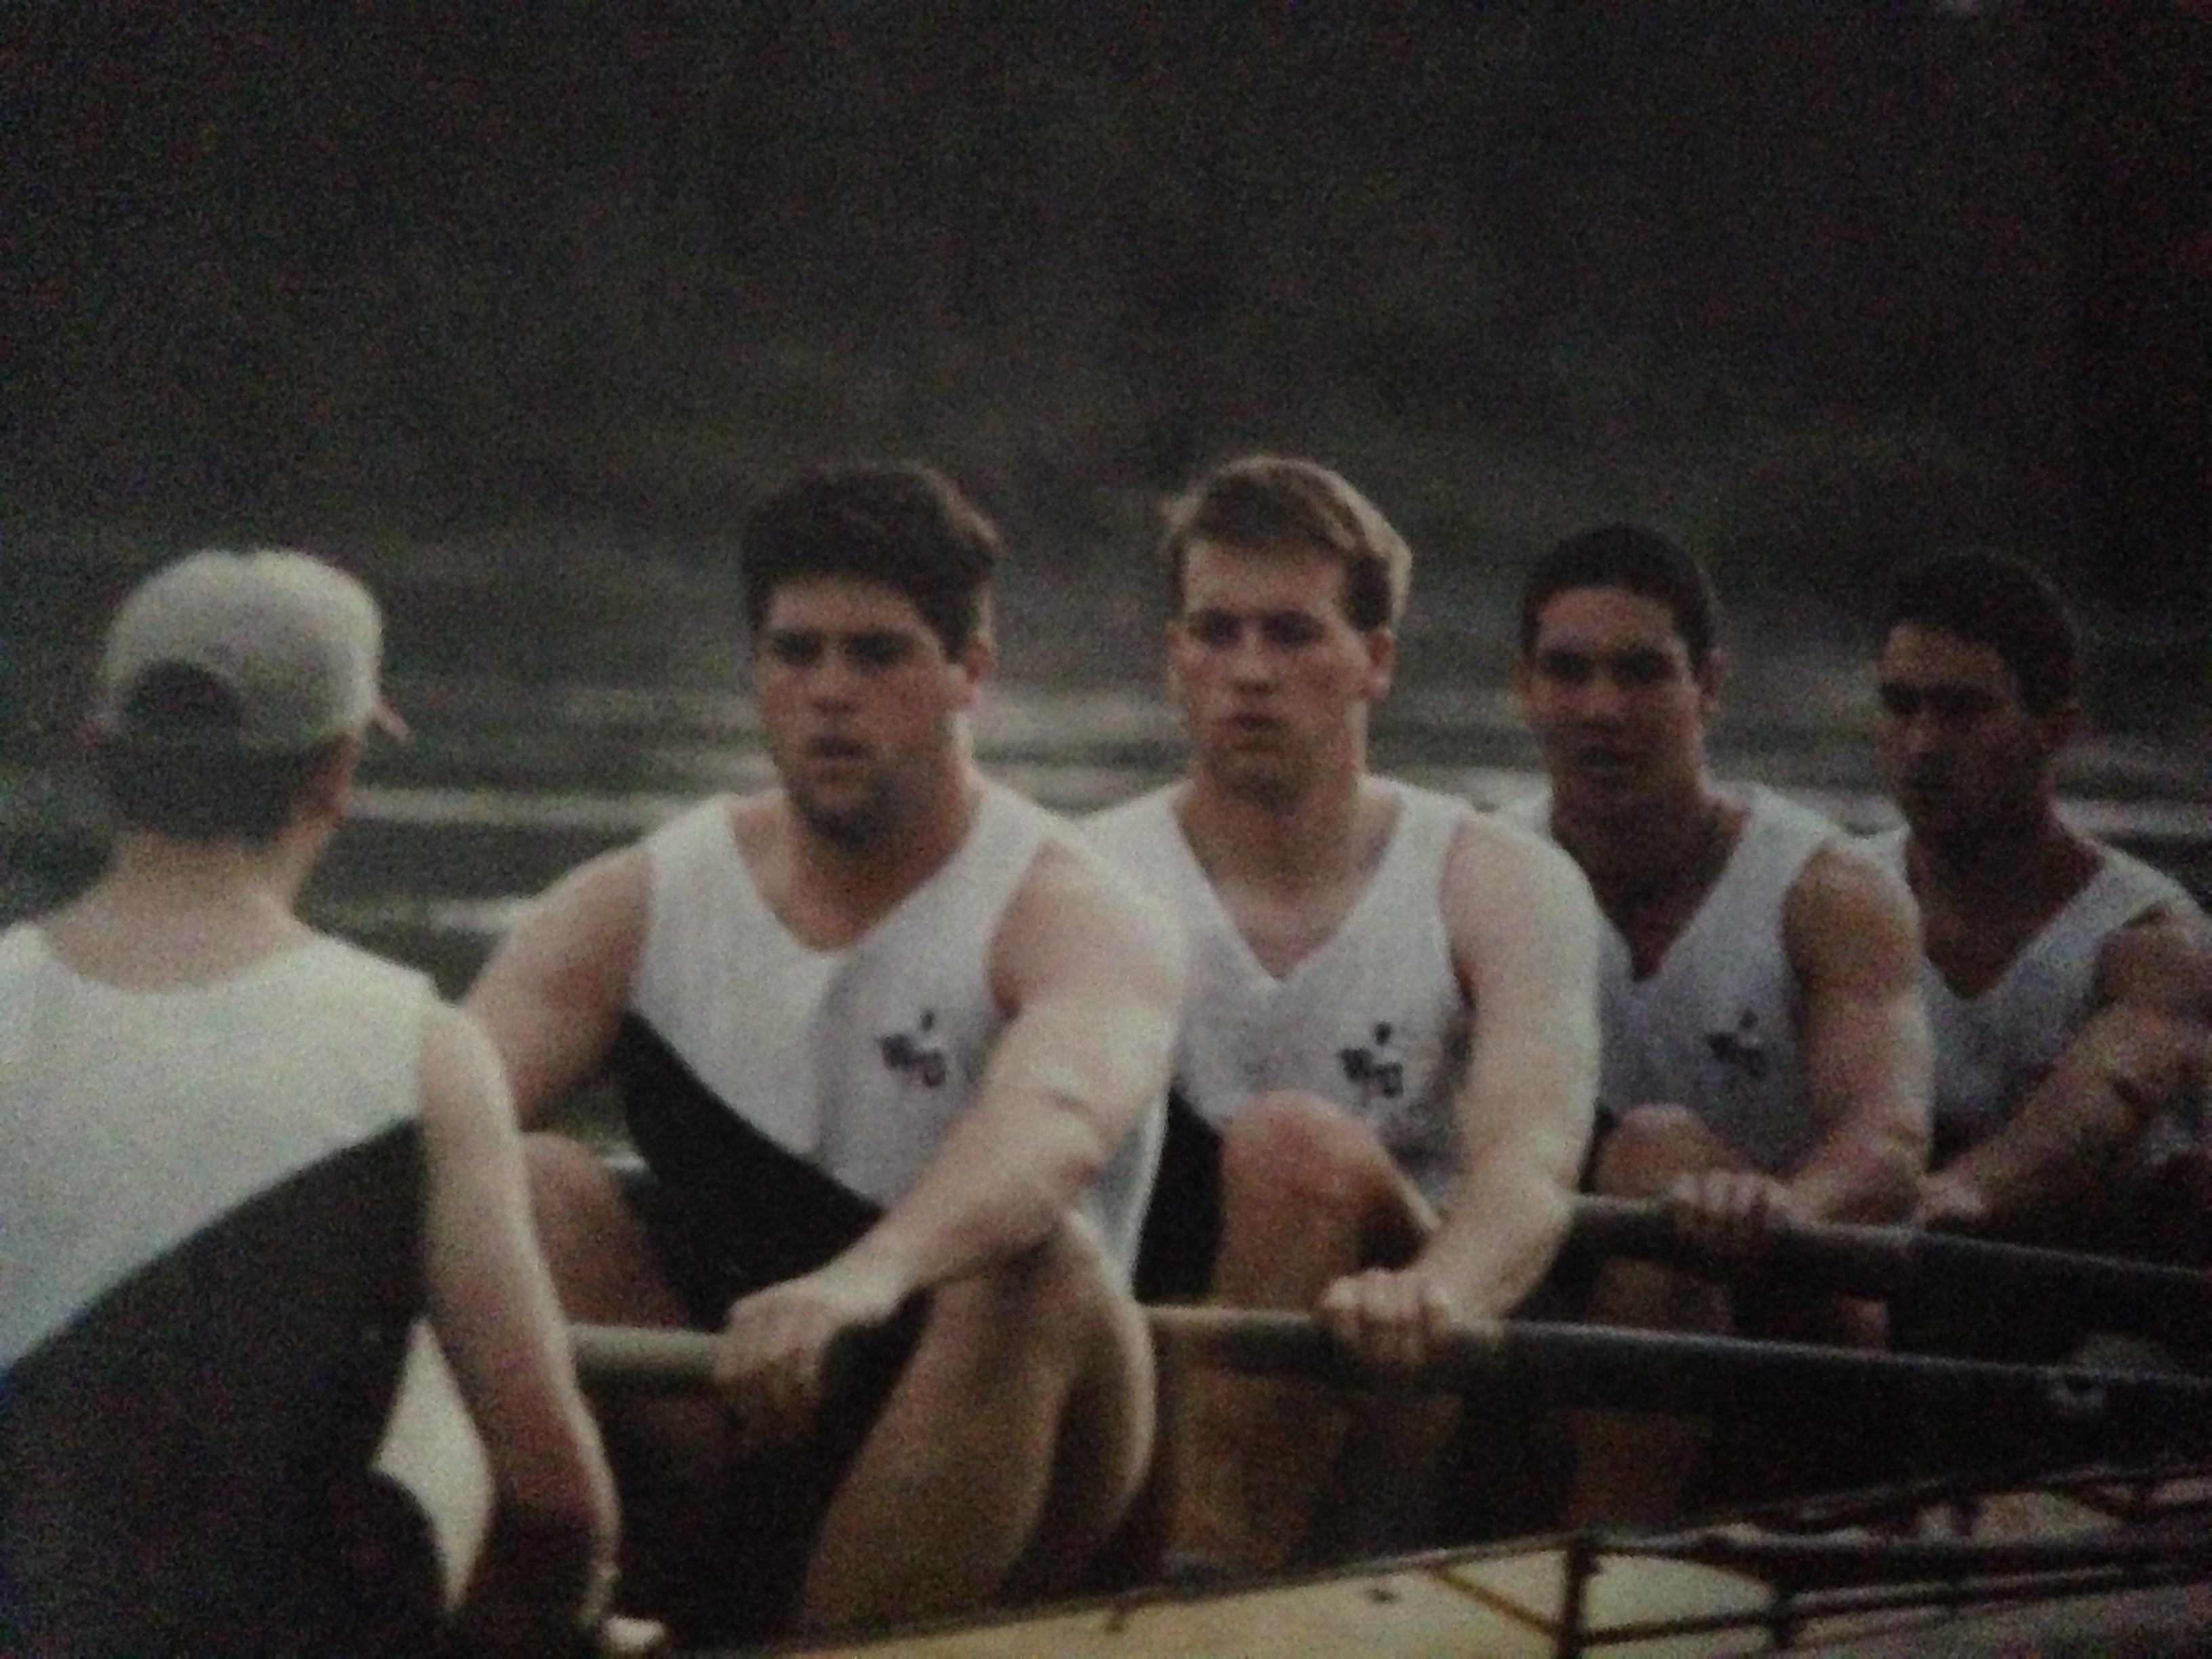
[2,2,2205,611]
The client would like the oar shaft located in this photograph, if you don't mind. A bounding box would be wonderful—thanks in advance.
[1567,1197,2212,1347]
[571,1310,2212,1465]
[1568,1195,1914,1294]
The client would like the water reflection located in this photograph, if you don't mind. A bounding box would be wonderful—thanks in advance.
[3,551,2206,1002]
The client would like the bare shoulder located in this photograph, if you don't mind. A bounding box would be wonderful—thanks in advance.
[1443,806,1599,920]
[1021,826,1189,954]
[1438,808,1601,1002]
[525,839,657,940]
[1786,838,1921,972]
[1795,836,1918,926]
[2097,901,2212,1017]
[993,825,1189,1002]
[461,838,657,1122]
[724,787,787,860]
[466,841,653,1005]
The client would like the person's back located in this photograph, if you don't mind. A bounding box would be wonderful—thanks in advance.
[0,926,444,1653]
[0,550,619,1656]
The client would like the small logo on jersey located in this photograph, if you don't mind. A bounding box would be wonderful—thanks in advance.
[1706,1010,1769,1081]
[1338,1022,1405,1101]
[878,1010,948,1088]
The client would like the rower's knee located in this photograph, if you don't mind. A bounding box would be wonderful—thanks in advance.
[1591,1104,1720,1200]
[1220,1091,1393,1223]
[525,1132,625,1229]
[523,1133,652,1311]
[936,1219,1143,1375]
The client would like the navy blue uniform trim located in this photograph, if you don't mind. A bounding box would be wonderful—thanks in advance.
[1133,1091,1223,1305]
[609,1012,928,1644]
[0,1122,437,1656]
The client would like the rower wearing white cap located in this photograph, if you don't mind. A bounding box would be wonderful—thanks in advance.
[0,550,623,1656]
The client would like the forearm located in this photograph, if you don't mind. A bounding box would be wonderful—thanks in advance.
[1787,1117,1925,1225]
[1795,1017,1931,1226]
[838,1091,1120,1299]
[1927,1122,2102,1233]
[1929,1013,2192,1229]
[1416,1150,1578,1319]
[1784,846,1933,1229]
[1938,991,2208,1234]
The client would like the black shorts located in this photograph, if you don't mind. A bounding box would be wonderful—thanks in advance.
[1133,1091,1224,1304]
[610,1015,929,1642]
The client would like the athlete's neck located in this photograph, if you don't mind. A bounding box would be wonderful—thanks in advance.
[1553,779,1740,921]
[783,763,987,940]
[43,832,319,989]
[1907,805,2095,921]
[1179,769,1391,895]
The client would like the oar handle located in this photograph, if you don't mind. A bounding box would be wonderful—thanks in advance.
[1568,1195,1917,1296]
[569,1310,1503,1393]
[568,1311,1475,1393]
[1568,1196,2212,1351]
[572,1324,720,1390]
[1145,1305,1503,1386]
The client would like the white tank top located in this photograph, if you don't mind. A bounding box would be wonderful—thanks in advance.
[631,781,1165,1272]
[0,926,428,1369]
[1085,780,1473,1208]
[1504,784,1839,1173]
[1862,827,2195,1149]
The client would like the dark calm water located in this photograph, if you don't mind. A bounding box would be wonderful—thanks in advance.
[5,547,2208,1012]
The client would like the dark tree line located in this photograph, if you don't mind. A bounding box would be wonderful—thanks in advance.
[0,3,2203,611]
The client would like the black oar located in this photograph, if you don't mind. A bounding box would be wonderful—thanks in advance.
[1566,1195,2212,1355]
[573,1309,2212,1469]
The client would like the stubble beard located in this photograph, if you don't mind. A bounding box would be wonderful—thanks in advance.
[1912,799,2041,870]
[1208,743,1313,816]
[789,775,900,851]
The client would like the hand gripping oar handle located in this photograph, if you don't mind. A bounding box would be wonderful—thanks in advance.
[1567,1195,2212,1350]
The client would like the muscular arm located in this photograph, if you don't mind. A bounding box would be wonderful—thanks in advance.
[462,846,649,1129]
[1780,842,1933,1225]
[1425,817,1603,1310]
[1320,817,1601,1358]
[1925,904,2211,1232]
[824,838,1187,1305]
[417,1001,619,1636]
[711,836,1187,1439]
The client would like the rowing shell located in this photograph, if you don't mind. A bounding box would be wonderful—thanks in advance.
[384,1326,2212,1659]
[687,1452,2212,1658]
[565,1314,2212,1656]
[377,1200,2212,1653]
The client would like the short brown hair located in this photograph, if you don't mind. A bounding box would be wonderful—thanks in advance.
[1159,455,1412,630]
[1519,525,1722,673]
[94,666,343,842]
[1879,549,2079,716]
[739,462,1001,657]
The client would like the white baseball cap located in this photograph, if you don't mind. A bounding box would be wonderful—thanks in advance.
[92,549,407,751]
